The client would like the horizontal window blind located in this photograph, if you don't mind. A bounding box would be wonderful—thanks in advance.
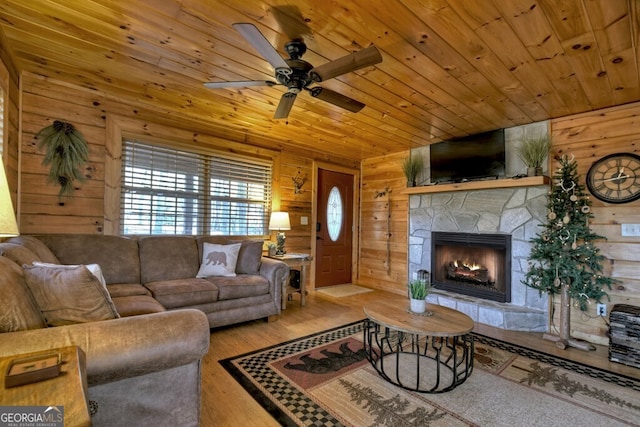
[121,140,272,236]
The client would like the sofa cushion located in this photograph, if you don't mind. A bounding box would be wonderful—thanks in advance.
[106,283,151,298]
[229,240,263,275]
[0,242,40,265]
[206,275,270,300]
[5,235,59,264]
[22,264,120,326]
[139,236,200,283]
[35,234,141,285]
[196,242,241,278]
[111,295,166,317]
[145,278,218,309]
[0,256,46,332]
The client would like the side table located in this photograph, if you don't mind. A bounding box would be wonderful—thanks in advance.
[0,346,91,426]
[267,253,312,309]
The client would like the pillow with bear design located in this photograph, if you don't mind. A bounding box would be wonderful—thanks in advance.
[196,242,241,278]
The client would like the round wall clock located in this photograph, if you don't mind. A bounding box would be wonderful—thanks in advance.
[586,152,640,204]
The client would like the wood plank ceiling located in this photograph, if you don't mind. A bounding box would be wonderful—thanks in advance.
[0,0,639,161]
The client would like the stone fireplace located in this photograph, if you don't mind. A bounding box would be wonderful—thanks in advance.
[408,182,550,332]
[432,231,511,303]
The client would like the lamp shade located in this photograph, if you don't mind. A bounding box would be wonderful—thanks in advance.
[0,158,19,237]
[268,211,291,231]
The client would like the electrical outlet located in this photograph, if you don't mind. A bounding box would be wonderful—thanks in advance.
[596,303,607,316]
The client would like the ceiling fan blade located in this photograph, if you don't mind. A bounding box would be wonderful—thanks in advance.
[310,45,382,82]
[203,80,277,89]
[232,23,291,76]
[309,87,365,113]
[274,92,297,119]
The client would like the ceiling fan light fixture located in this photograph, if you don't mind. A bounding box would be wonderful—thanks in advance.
[205,23,382,119]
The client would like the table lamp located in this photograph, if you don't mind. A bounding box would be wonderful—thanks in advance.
[0,157,19,237]
[269,211,290,255]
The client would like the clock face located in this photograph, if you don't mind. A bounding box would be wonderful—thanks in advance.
[586,153,640,204]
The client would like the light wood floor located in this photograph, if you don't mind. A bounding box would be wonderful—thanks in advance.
[200,288,639,427]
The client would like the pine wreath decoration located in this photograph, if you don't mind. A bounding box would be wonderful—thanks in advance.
[36,120,89,199]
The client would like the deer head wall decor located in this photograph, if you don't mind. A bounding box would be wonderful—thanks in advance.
[292,170,307,194]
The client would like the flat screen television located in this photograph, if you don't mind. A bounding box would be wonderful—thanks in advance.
[429,129,505,183]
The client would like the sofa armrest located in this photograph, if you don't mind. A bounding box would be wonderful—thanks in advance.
[0,309,210,386]
[259,257,289,305]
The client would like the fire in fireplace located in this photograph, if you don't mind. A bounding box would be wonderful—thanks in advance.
[431,232,511,303]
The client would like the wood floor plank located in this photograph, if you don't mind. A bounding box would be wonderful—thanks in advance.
[200,289,639,427]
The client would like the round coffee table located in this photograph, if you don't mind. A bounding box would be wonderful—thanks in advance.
[363,299,474,393]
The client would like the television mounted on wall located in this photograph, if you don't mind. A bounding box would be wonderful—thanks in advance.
[429,129,505,183]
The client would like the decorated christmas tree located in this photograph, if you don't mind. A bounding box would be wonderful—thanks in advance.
[522,154,617,350]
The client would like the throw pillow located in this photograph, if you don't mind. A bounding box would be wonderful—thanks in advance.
[32,261,107,287]
[22,264,120,326]
[196,242,241,278]
[228,240,263,275]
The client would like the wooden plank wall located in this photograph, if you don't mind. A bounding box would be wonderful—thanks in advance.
[359,151,409,294]
[0,37,21,205]
[21,76,110,233]
[550,103,640,344]
[278,153,314,255]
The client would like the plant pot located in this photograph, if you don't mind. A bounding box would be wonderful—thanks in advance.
[527,166,543,177]
[410,298,426,313]
[268,247,276,256]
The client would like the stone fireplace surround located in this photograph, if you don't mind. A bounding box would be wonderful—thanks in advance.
[408,181,550,332]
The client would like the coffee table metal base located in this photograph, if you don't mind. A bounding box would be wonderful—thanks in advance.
[363,319,474,393]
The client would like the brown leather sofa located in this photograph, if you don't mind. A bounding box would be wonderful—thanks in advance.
[0,234,289,426]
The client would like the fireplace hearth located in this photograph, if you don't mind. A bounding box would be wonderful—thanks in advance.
[432,232,511,303]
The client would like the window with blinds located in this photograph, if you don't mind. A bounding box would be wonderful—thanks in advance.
[120,140,272,236]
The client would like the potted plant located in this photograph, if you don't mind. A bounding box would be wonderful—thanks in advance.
[408,278,430,313]
[516,134,551,177]
[401,155,424,187]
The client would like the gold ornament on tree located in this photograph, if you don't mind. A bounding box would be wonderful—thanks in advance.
[36,120,89,200]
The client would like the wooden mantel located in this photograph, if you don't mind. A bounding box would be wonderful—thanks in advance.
[403,176,551,195]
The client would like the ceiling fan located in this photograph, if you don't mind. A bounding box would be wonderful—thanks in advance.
[204,23,382,119]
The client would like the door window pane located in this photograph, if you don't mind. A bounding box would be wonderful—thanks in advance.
[327,186,343,241]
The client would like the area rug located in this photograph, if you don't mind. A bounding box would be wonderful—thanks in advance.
[315,285,373,298]
[220,320,640,427]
